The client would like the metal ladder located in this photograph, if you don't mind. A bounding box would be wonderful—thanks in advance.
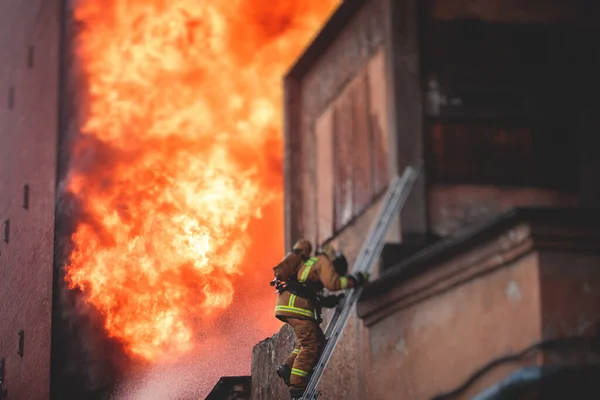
[301,165,419,400]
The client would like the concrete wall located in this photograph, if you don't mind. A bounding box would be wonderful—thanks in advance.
[0,0,61,398]
[357,210,600,399]
[429,184,578,236]
[364,251,541,399]
[539,251,600,348]
[251,324,295,400]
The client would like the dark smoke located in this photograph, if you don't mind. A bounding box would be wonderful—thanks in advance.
[50,4,132,398]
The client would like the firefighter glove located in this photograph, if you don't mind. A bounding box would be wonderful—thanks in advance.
[319,294,343,308]
[349,272,369,287]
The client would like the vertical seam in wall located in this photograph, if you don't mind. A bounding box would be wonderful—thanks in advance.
[332,105,339,236]
[284,77,302,251]
[356,313,362,400]
[535,251,544,364]
[365,61,376,200]
[50,0,68,397]
[417,0,432,232]
[311,117,318,246]
[313,116,321,246]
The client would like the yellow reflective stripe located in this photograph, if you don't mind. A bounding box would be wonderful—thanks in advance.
[299,257,318,283]
[340,276,348,290]
[275,305,315,318]
[305,257,318,267]
[291,368,309,377]
[292,348,300,355]
[299,266,311,282]
[289,294,297,307]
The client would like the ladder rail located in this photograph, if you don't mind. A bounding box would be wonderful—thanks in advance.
[353,172,415,273]
[322,170,414,339]
[302,165,419,399]
[322,174,404,337]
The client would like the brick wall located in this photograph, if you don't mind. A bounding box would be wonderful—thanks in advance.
[0,0,61,398]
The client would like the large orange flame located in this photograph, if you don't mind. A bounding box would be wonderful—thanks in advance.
[65,0,339,362]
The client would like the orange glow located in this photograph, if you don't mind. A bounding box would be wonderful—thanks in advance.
[66,0,339,362]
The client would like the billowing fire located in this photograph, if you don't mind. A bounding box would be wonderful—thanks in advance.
[65,0,339,362]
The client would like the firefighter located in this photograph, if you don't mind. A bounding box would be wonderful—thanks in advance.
[273,239,369,399]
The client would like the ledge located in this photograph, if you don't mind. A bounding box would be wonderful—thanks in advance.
[285,0,366,81]
[205,376,251,400]
[470,364,600,400]
[357,208,600,326]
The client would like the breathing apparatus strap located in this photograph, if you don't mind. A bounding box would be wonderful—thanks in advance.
[281,279,324,323]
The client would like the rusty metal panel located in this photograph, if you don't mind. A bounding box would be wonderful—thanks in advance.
[302,119,319,247]
[367,49,390,195]
[333,94,355,231]
[352,74,373,216]
[284,78,304,251]
[316,108,335,244]
[316,54,389,236]
[313,48,391,239]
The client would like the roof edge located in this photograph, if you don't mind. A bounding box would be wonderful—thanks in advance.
[359,207,600,303]
[285,0,367,81]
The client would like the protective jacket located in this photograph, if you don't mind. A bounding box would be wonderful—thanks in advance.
[274,254,356,322]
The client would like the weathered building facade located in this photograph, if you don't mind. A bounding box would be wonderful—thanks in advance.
[358,209,600,399]
[0,2,124,398]
[251,0,600,398]
[0,1,62,398]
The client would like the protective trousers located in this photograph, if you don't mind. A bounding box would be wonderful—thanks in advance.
[283,318,326,390]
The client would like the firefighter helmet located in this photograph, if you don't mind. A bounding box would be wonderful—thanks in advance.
[292,239,312,259]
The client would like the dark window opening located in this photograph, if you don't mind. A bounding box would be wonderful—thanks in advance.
[421,20,589,193]
[17,330,24,357]
[23,185,30,210]
[27,45,35,68]
[3,220,9,244]
[7,86,14,109]
[425,120,577,191]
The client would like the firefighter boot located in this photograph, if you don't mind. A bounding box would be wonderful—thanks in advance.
[276,364,292,386]
[290,387,306,399]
